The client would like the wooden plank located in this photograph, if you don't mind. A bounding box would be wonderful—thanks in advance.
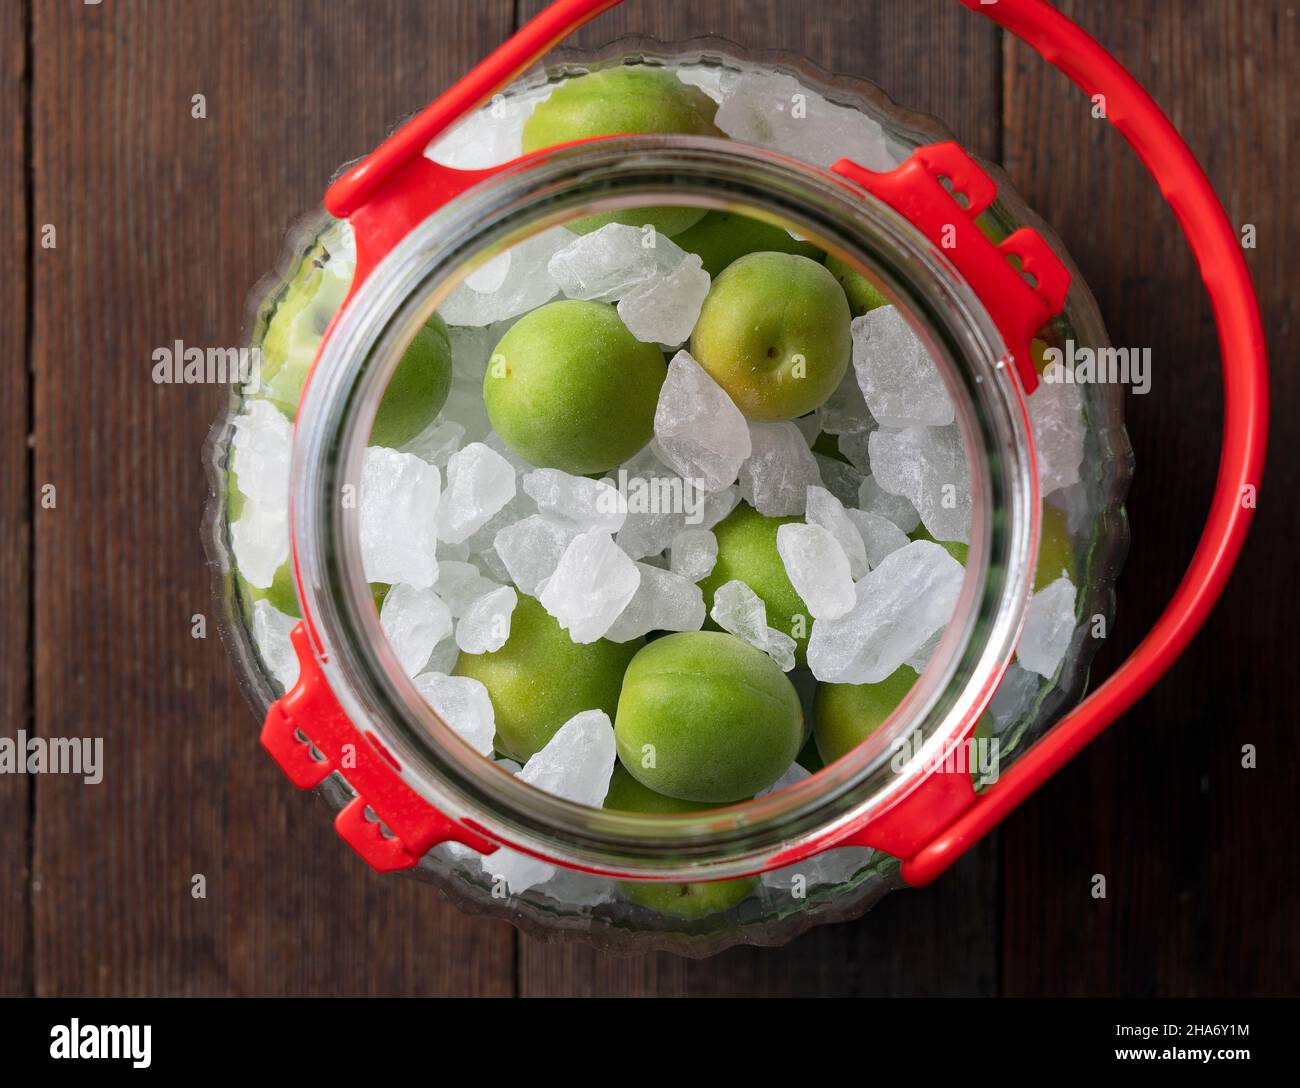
[999,1,1300,996]
[0,0,32,999]
[30,0,516,997]
[515,0,1002,996]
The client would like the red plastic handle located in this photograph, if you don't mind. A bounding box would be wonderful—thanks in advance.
[286,0,1265,881]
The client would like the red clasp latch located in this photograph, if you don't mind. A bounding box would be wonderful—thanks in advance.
[260,624,498,871]
[833,142,1071,393]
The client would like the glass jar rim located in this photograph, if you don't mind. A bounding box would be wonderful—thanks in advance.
[290,135,1036,879]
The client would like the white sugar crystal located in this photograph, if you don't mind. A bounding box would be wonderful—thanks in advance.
[868,425,971,544]
[710,579,770,650]
[813,454,864,510]
[836,429,872,472]
[669,527,718,582]
[230,401,294,588]
[230,502,288,590]
[989,661,1040,731]
[231,400,292,508]
[493,515,578,596]
[521,709,617,807]
[699,484,741,530]
[1028,376,1085,496]
[905,627,943,672]
[851,305,954,428]
[533,868,619,908]
[380,583,453,677]
[436,441,517,544]
[617,254,711,346]
[845,508,912,569]
[538,530,641,642]
[613,451,695,559]
[761,847,875,892]
[411,672,496,756]
[523,468,626,533]
[432,560,500,617]
[547,223,686,303]
[857,473,921,533]
[816,365,875,435]
[673,63,741,104]
[401,418,464,466]
[805,485,868,579]
[715,71,894,171]
[359,447,441,589]
[484,709,616,894]
[456,585,518,654]
[425,83,554,168]
[1016,576,1077,678]
[807,541,963,684]
[438,229,566,326]
[776,523,855,620]
[251,599,300,692]
[762,628,798,672]
[605,563,705,642]
[651,350,752,492]
[425,636,459,676]
[739,421,822,516]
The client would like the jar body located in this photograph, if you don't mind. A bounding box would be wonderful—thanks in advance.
[206,39,1130,954]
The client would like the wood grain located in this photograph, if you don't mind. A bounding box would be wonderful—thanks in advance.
[0,0,33,1000]
[998,1,1300,997]
[29,0,516,998]
[7,0,1296,997]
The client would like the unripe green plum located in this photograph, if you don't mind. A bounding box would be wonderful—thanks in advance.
[824,253,889,317]
[813,665,918,764]
[368,314,453,448]
[698,503,811,665]
[1034,503,1077,592]
[619,870,757,920]
[690,252,851,420]
[675,211,823,277]
[484,300,666,475]
[454,595,642,761]
[523,67,721,237]
[614,631,804,803]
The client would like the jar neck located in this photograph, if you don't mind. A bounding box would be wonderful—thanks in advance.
[289,138,1037,879]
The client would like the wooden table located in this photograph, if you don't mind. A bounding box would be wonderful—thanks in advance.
[1,0,1295,997]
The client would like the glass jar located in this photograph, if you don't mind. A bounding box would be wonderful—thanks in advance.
[205,39,1130,955]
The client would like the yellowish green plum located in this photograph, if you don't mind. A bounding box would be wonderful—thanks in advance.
[1034,503,1077,592]
[614,631,803,803]
[698,503,811,665]
[813,665,918,764]
[824,253,889,317]
[454,595,642,761]
[690,252,851,421]
[484,300,666,475]
[674,210,823,277]
[522,67,721,237]
[619,871,757,920]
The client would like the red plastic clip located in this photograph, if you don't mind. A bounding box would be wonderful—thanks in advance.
[260,625,498,872]
[832,142,1071,393]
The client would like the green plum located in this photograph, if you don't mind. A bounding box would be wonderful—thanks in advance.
[522,67,721,237]
[674,211,823,277]
[614,631,803,803]
[698,503,811,665]
[484,300,666,475]
[813,665,918,764]
[1034,502,1077,592]
[824,253,889,316]
[690,252,851,421]
[454,595,642,761]
[619,871,757,920]
[367,314,453,448]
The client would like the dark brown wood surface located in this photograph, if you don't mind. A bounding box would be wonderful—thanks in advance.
[3,0,1295,997]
